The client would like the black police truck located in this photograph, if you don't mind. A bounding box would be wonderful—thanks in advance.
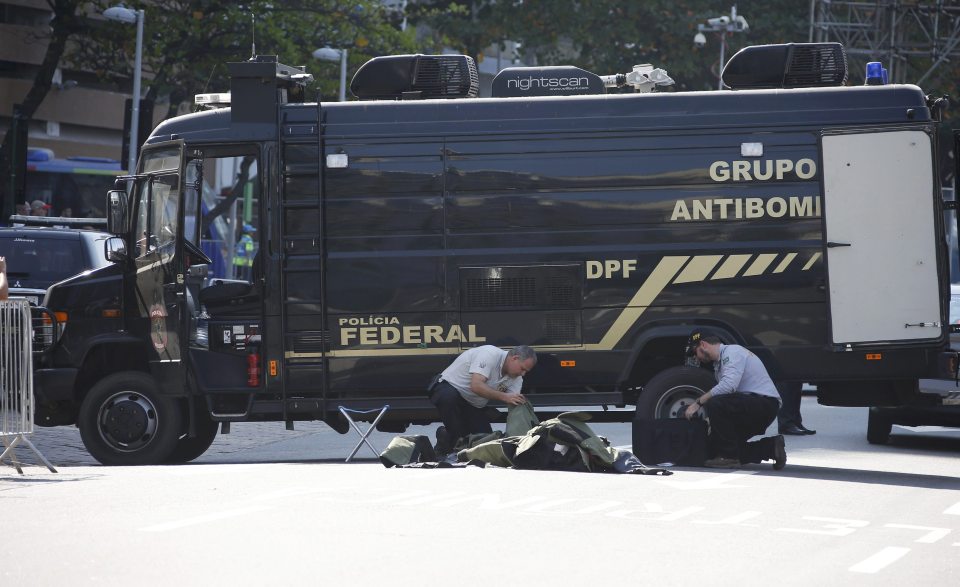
[31,43,958,465]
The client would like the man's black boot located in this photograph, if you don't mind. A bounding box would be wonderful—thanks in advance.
[772,435,787,470]
[434,426,453,456]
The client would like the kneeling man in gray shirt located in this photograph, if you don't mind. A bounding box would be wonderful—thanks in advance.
[430,345,536,454]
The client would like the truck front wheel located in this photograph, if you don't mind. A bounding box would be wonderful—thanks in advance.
[636,366,716,419]
[78,371,183,465]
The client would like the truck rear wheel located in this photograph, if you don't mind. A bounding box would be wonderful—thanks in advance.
[636,366,716,419]
[78,371,183,465]
[165,408,220,464]
[866,407,892,445]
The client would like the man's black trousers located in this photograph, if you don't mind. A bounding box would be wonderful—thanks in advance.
[704,393,780,463]
[430,381,492,442]
[776,381,804,428]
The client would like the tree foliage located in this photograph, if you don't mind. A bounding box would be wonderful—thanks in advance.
[1,0,417,217]
[410,1,809,91]
[72,0,418,115]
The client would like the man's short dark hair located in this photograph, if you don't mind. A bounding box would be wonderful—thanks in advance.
[508,345,537,364]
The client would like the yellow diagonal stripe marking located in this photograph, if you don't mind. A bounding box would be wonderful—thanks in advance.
[803,252,822,270]
[711,254,752,279]
[773,253,797,273]
[674,255,723,284]
[587,256,689,350]
[743,253,778,277]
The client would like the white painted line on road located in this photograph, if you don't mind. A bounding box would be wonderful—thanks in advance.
[660,471,756,490]
[524,499,623,514]
[693,510,762,526]
[849,547,910,574]
[238,486,325,504]
[777,517,869,536]
[163,465,265,476]
[884,523,951,543]
[139,505,274,532]
[892,425,960,434]
[944,502,960,516]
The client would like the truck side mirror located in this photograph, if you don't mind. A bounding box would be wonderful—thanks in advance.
[106,189,129,235]
[104,236,127,263]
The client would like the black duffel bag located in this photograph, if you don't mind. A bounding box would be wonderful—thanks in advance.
[632,417,708,467]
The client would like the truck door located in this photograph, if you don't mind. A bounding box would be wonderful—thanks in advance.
[821,130,941,345]
[130,142,188,389]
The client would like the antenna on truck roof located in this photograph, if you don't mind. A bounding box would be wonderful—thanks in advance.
[250,14,256,59]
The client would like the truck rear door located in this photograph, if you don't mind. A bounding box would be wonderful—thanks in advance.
[821,129,942,345]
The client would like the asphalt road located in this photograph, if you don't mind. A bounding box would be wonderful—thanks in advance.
[2,397,958,586]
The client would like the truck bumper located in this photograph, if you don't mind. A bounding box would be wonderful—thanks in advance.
[34,368,78,403]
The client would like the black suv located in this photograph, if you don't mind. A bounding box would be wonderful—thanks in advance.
[1,216,112,305]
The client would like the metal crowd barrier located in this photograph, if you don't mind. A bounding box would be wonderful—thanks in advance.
[0,299,56,473]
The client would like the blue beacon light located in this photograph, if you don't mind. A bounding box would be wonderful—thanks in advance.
[865,61,885,85]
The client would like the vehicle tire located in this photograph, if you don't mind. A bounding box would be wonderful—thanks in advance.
[78,371,183,466]
[636,366,716,419]
[165,407,220,464]
[866,407,892,445]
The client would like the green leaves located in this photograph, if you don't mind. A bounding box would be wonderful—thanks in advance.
[410,1,809,91]
[74,0,419,113]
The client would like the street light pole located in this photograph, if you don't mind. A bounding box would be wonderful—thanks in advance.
[718,36,726,90]
[104,5,145,173]
[338,49,347,103]
[696,6,749,90]
[313,47,348,102]
[130,9,143,174]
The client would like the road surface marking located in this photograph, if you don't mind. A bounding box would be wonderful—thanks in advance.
[944,502,960,516]
[694,511,762,526]
[777,516,868,536]
[524,498,623,514]
[238,486,325,503]
[892,425,960,434]
[849,547,910,573]
[660,471,755,490]
[139,505,274,532]
[884,524,951,543]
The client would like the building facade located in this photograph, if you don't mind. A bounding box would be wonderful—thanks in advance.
[0,0,158,164]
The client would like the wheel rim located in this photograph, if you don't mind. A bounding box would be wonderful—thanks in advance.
[653,384,707,419]
[96,391,160,452]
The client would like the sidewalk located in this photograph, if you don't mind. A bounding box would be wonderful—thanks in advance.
[5,421,432,468]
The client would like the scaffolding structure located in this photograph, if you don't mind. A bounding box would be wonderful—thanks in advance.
[809,0,960,86]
